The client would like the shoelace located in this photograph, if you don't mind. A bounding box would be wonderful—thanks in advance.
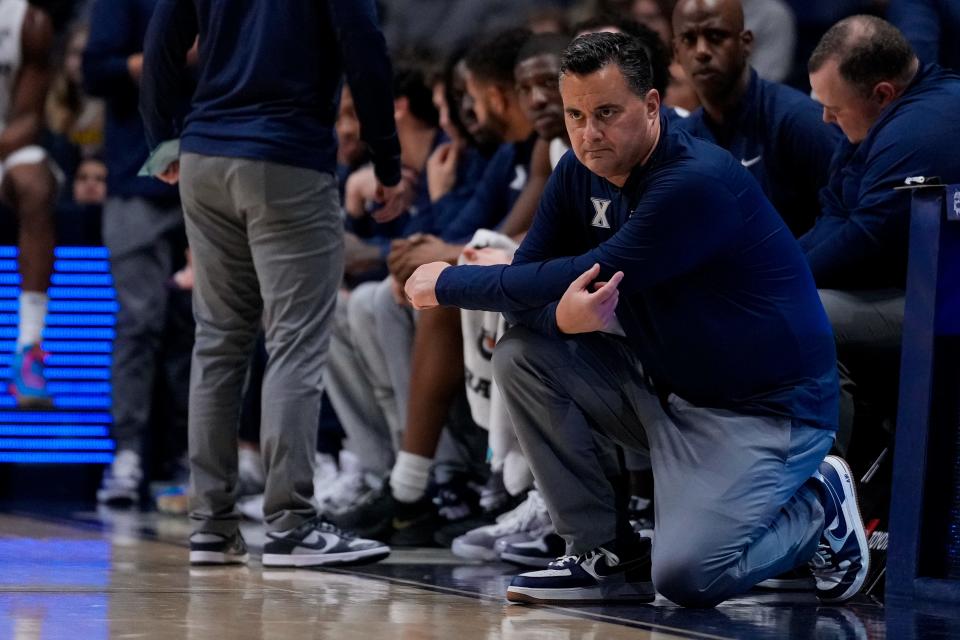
[549,549,599,569]
[313,517,356,541]
[810,542,834,573]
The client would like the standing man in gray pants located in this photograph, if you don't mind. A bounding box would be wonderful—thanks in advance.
[406,33,871,607]
[140,0,408,567]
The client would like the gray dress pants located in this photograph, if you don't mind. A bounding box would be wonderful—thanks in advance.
[179,153,342,534]
[493,327,835,607]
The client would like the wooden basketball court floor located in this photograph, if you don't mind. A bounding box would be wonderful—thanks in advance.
[0,507,955,639]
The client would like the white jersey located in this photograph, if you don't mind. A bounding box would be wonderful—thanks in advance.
[0,0,29,128]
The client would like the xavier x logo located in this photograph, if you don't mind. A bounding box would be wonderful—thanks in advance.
[590,198,611,229]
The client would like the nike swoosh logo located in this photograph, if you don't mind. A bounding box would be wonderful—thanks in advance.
[822,474,849,540]
[265,533,332,551]
[741,155,762,168]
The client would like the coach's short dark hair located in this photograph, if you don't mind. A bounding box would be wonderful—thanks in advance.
[571,15,671,96]
[808,16,915,96]
[465,27,533,87]
[560,32,654,97]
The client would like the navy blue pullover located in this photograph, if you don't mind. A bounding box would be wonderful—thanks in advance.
[799,64,960,289]
[439,136,537,244]
[437,117,838,429]
[679,69,841,236]
[140,0,401,186]
[83,0,179,203]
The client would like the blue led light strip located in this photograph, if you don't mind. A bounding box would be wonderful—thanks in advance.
[0,274,115,287]
[43,369,111,380]
[46,383,111,394]
[0,301,119,313]
[0,452,113,463]
[0,412,111,423]
[0,438,114,450]
[0,426,109,437]
[55,247,110,259]
[0,397,110,409]
[0,328,115,340]
[46,355,112,367]
[0,287,115,300]
[0,314,115,327]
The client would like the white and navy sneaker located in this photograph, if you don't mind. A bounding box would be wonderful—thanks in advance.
[261,517,390,567]
[189,531,249,565]
[506,537,655,604]
[452,490,553,562]
[499,530,566,568]
[809,455,870,602]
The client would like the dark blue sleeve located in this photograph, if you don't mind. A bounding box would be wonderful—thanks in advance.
[888,0,941,64]
[328,0,402,187]
[437,170,744,312]
[140,0,198,148]
[439,144,513,243]
[83,0,138,97]
[799,131,917,286]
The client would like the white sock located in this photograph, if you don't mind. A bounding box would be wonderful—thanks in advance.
[389,451,432,503]
[17,291,48,350]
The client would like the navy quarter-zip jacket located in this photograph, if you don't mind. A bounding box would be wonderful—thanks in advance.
[437,117,839,429]
[679,69,842,236]
[799,63,960,289]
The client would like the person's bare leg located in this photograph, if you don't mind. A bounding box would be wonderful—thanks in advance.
[8,163,56,295]
[389,306,464,502]
[4,162,55,407]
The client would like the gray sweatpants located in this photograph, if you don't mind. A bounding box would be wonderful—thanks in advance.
[493,327,835,608]
[326,280,402,477]
[179,153,342,534]
[103,196,189,455]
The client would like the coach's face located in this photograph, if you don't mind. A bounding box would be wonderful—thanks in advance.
[561,64,661,186]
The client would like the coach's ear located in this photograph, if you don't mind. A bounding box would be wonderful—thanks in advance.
[645,88,661,119]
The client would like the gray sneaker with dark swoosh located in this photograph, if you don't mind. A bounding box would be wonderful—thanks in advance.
[262,517,390,567]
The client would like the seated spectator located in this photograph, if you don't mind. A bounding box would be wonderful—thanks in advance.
[888,0,960,71]
[72,156,107,205]
[45,22,104,176]
[802,17,960,453]
[673,0,841,236]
